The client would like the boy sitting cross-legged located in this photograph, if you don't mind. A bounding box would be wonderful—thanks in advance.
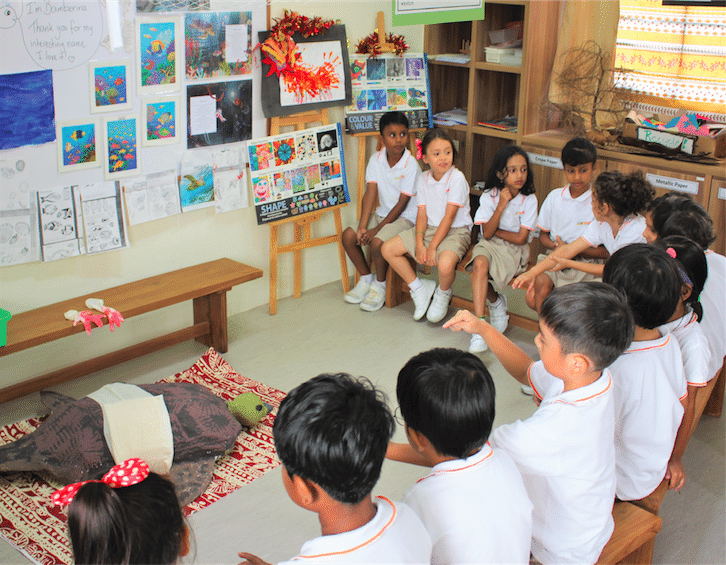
[238,373,432,565]
[387,348,533,564]
[444,282,634,565]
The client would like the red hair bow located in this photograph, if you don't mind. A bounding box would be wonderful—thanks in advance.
[51,458,150,506]
[415,138,423,160]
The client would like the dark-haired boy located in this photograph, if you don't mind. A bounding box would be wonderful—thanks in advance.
[525,137,608,315]
[342,111,421,311]
[238,374,431,565]
[387,348,532,564]
[445,282,634,565]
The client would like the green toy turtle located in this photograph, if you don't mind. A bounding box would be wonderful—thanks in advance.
[227,392,274,427]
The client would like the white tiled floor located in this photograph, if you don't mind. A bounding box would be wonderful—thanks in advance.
[1,281,723,564]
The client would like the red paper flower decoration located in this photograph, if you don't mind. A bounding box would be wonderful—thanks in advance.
[355,32,409,58]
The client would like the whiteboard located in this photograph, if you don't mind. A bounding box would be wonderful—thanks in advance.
[0,0,266,203]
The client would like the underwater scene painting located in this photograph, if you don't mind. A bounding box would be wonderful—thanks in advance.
[106,118,138,175]
[139,21,177,88]
[61,123,97,167]
[180,163,214,208]
[146,100,176,141]
[186,79,251,148]
[185,11,252,79]
[94,65,128,108]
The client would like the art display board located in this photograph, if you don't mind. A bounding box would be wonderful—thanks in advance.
[345,53,433,134]
[258,26,352,118]
[246,123,350,225]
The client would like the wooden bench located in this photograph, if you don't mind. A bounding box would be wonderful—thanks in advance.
[597,502,662,564]
[0,258,262,404]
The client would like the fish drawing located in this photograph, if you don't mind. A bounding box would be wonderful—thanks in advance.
[70,130,85,141]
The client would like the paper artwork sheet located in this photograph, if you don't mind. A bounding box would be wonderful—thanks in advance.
[279,41,345,107]
[214,168,247,214]
[345,53,433,134]
[186,79,252,148]
[185,12,252,80]
[0,157,31,211]
[80,182,128,254]
[0,207,39,267]
[37,186,86,261]
[122,170,181,225]
[246,123,349,225]
[179,150,215,211]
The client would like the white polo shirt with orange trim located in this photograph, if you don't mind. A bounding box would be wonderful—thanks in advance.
[609,331,687,501]
[403,442,532,565]
[490,362,616,565]
[278,496,431,564]
[659,309,712,387]
[415,167,473,229]
[474,188,538,235]
[581,213,646,254]
[365,148,420,224]
[536,185,594,244]
[702,250,726,377]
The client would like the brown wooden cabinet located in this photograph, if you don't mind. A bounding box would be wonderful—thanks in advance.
[424,0,562,192]
[707,176,726,255]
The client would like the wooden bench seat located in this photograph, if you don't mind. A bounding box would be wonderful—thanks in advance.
[597,502,662,565]
[0,258,262,404]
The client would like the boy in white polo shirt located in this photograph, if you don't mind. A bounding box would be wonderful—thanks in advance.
[387,347,533,564]
[238,374,431,565]
[445,282,635,565]
[342,111,421,311]
[602,244,688,500]
[526,137,608,314]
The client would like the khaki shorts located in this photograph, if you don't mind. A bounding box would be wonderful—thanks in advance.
[537,252,602,287]
[399,225,471,262]
[363,214,414,244]
[466,235,529,293]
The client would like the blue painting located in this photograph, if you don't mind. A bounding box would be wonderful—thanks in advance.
[0,70,56,151]
[146,100,176,141]
[94,65,128,108]
[139,21,177,88]
[106,118,138,175]
[180,164,214,209]
[61,123,97,167]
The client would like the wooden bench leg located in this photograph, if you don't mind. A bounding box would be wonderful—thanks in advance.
[620,537,655,565]
[194,291,229,353]
[704,360,725,418]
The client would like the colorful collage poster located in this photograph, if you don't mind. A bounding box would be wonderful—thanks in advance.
[185,12,253,80]
[247,123,349,225]
[345,53,433,134]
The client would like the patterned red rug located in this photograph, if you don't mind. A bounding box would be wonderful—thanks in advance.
[0,348,284,565]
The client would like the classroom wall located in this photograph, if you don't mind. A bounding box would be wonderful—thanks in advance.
[1,2,423,386]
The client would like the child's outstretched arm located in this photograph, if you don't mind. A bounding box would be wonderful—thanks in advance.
[386,442,434,467]
[550,255,605,276]
[444,310,533,385]
[238,552,272,565]
[512,236,592,291]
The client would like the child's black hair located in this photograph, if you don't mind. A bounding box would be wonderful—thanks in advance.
[420,127,457,162]
[648,193,717,251]
[273,373,394,505]
[540,282,634,371]
[603,243,681,329]
[396,348,495,459]
[484,145,535,196]
[654,235,708,322]
[379,111,409,135]
[592,170,654,218]
[561,136,598,167]
[68,473,186,565]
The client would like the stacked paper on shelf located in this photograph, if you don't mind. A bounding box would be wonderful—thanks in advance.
[430,53,471,64]
[433,108,468,126]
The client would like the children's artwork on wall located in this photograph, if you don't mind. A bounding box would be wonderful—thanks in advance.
[36,186,86,261]
[179,150,215,211]
[214,168,248,214]
[185,11,253,80]
[89,60,132,113]
[136,16,182,95]
[0,70,56,151]
[186,79,252,148]
[103,116,140,180]
[345,53,433,134]
[142,95,180,146]
[121,170,181,225]
[137,0,210,12]
[258,26,352,118]
[56,119,101,173]
[0,157,31,211]
[80,181,128,254]
[0,207,39,267]
[246,123,350,224]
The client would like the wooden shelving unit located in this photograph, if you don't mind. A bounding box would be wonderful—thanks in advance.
[424,0,562,193]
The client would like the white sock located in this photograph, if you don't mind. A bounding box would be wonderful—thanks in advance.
[489,295,502,307]
[374,279,387,289]
[408,277,423,292]
[360,273,374,284]
[438,286,452,296]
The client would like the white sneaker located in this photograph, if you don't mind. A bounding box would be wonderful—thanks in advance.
[410,279,436,321]
[360,282,386,312]
[521,384,534,395]
[344,278,371,304]
[426,287,452,323]
[469,333,487,353]
[489,293,509,333]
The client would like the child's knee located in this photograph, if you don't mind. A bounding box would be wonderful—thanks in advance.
[471,256,488,276]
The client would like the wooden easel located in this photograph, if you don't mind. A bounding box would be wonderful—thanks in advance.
[267,108,350,315]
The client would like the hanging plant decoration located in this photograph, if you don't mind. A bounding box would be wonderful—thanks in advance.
[355,31,409,58]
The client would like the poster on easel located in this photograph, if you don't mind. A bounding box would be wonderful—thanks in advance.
[246,123,349,225]
[344,53,433,134]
